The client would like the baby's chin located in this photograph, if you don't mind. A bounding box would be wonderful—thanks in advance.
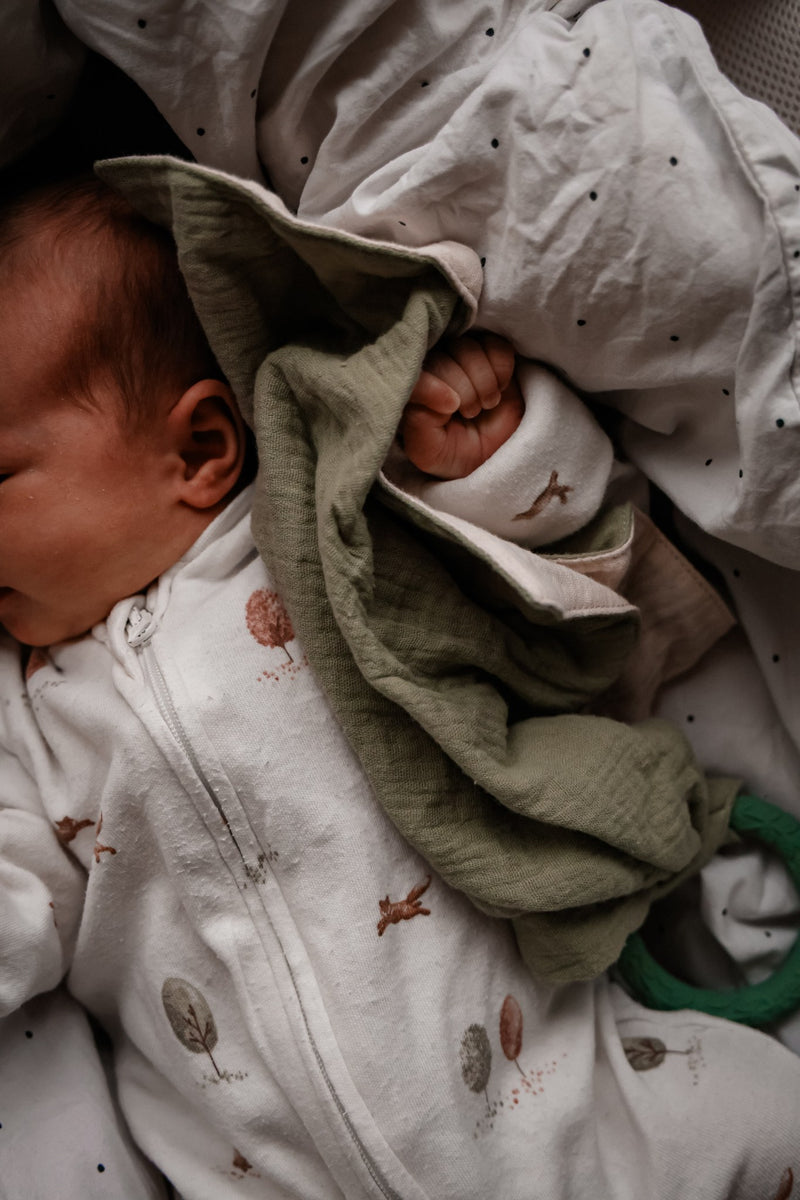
[1,623,93,649]
[0,594,99,648]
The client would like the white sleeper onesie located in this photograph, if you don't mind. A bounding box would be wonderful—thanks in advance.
[1,485,798,1199]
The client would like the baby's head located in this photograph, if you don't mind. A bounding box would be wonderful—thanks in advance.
[0,174,249,647]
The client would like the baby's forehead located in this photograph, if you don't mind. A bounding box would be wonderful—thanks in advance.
[3,220,94,323]
[3,182,172,316]
[1,270,104,414]
[7,262,86,352]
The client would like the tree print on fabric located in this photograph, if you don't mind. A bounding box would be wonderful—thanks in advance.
[513,470,573,521]
[621,1035,705,1085]
[245,588,307,681]
[460,994,568,1136]
[246,588,294,661]
[460,1024,492,1114]
[622,1036,676,1070]
[499,994,527,1079]
[162,977,223,1077]
[772,1166,796,1195]
[376,875,431,935]
[772,1168,794,1200]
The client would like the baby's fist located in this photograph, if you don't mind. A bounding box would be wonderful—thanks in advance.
[401,333,523,479]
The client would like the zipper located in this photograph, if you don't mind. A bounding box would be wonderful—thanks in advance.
[124,604,407,1200]
[126,605,247,865]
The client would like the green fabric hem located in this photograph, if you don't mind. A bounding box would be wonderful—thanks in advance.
[100,156,735,983]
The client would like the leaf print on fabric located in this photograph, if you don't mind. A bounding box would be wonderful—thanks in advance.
[499,994,527,1078]
[92,813,116,863]
[773,1167,794,1200]
[53,816,95,845]
[376,875,431,935]
[162,977,222,1077]
[460,1023,492,1112]
[513,469,573,521]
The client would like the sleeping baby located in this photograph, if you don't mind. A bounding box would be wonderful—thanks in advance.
[0,175,535,648]
[1,174,799,1200]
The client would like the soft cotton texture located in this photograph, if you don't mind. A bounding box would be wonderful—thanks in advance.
[0,487,797,1199]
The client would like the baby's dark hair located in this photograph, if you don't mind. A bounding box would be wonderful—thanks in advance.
[0,173,222,430]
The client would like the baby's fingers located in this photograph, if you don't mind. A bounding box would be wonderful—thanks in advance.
[444,337,502,416]
[480,333,516,393]
[407,369,462,416]
[416,349,483,418]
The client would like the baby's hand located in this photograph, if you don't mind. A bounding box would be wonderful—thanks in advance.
[400,333,524,479]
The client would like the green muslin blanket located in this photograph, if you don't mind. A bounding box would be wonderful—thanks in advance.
[99,156,737,983]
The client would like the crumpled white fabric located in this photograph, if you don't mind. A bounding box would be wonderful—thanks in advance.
[49,0,800,571]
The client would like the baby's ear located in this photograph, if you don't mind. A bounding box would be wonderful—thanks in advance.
[169,379,247,509]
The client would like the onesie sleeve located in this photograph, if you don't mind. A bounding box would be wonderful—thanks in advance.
[0,644,85,1017]
[383,361,614,548]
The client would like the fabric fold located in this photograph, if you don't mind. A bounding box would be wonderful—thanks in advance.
[98,155,738,982]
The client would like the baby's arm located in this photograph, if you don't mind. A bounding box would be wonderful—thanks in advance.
[401,333,524,479]
[0,654,85,1016]
[0,762,84,1016]
[389,335,615,549]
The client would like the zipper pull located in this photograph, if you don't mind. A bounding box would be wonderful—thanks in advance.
[125,605,155,648]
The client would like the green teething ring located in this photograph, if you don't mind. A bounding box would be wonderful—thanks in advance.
[616,793,800,1027]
